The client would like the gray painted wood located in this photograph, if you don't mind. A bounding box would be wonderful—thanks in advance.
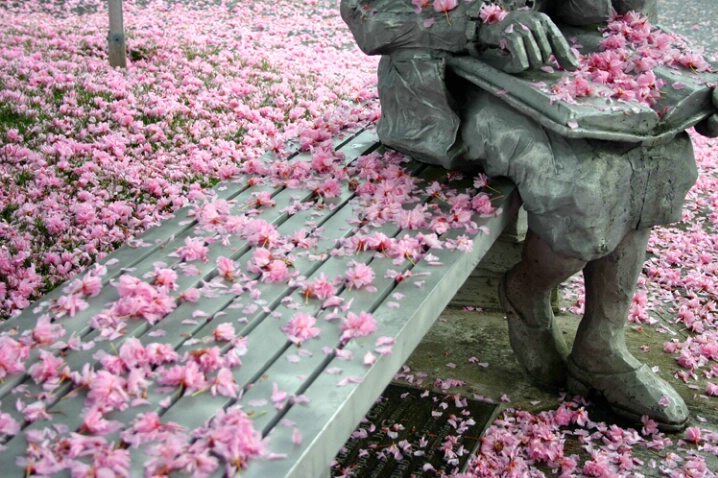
[240,181,519,478]
[0,126,521,477]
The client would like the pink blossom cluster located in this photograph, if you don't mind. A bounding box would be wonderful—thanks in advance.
[479,4,508,25]
[17,403,265,477]
[434,0,459,15]
[181,135,501,296]
[411,0,460,16]
[12,323,251,474]
[548,11,711,107]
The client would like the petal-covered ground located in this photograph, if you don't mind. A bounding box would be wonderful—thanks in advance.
[1,0,717,477]
[0,0,378,319]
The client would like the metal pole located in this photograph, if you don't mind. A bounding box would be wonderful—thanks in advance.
[108,0,127,68]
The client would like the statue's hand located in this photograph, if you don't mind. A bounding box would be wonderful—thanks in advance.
[694,89,718,138]
[478,10,579,74]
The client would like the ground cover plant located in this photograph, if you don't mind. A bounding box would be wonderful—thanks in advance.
[0,0,717,476]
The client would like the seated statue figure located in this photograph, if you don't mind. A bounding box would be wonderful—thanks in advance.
[341,0,718,431]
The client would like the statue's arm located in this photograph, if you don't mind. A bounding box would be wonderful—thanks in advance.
[340,0,482,55]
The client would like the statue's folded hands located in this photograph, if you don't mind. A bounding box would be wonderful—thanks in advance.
[477,10,578,73]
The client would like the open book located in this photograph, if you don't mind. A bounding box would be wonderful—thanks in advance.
[448,24,717,144]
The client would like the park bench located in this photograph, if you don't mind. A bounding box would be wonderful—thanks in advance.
[0,126,520,477]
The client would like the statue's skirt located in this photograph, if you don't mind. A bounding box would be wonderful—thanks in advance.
[455,89,698,262]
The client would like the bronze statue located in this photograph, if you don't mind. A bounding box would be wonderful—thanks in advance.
[342,0,718,431]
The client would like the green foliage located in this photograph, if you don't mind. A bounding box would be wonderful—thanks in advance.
[128,44,157,62]
[227,127,246,143]
[0,102,34,135]
[0,203,19,223]
[15,169,35,187]
[204,177,221,188]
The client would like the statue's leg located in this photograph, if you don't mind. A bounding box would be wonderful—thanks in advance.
[500,229,585,387]
[568,228,689,431]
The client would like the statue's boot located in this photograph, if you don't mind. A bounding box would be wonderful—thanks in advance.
[501,230,585,388]
[568,229,689,432]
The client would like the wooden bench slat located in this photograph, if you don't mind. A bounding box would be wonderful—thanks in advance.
[238,181,519,478]
[122,241,403,474]
[0,174,261,338]
[0,180,291,399]
[118,201,421,466]
[1,156,425,466]
[150,180,516,475]
[0,182,288,404]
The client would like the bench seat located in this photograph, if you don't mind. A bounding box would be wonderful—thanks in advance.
[0,127,519,477]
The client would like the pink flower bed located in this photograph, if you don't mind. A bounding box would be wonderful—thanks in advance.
[0,0,717,476]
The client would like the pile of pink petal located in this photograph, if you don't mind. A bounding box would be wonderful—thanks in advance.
[390,360,718,476]
[548,11,712,107]
[458,398,718,477]
[0,0,379,320]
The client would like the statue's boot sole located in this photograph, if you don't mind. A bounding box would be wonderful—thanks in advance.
[567,356,689,433]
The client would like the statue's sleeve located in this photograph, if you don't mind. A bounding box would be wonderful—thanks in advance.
[340,0,483,56]
[612,0,657,22]
[554,0,612,25]
[555,0,657,26]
